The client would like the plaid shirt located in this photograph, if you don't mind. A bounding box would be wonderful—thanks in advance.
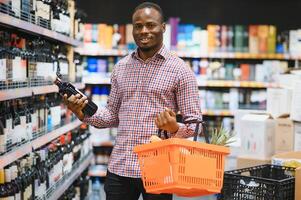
[84,45,202,178]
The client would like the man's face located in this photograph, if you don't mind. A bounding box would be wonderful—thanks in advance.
[132,7,165,51]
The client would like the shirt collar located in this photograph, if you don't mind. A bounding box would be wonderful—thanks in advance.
[131,45,169,61]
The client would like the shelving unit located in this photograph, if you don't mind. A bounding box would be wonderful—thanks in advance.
[0,119,82,169]
[82,74,279,89]
[0,82,85,101]
[46,152,93,200]
[76,46,301,60]
[0,13,83,46]
[0,2,90,200]
[202,109,234,117]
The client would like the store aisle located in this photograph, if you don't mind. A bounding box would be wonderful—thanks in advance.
[89,184,217,200]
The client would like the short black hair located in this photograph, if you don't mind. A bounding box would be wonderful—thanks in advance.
[133,2,164,23]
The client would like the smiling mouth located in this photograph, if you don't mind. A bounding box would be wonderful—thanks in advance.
[140,38,151,43]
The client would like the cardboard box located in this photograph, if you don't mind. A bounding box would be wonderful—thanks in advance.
[267,88,292,118]
[295,122,301,151]
[272,151,301,200]
[240,113,275,159]
[291,80,301,122]
[275,117,294,153]
[234,109,266,142]
[237,156,271,169]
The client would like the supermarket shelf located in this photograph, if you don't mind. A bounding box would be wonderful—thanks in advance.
[0,13,82,47]
[202,110,234,116]
[76,44,129,56]
[0,119,82,168]
[47,152,93,200]
[32,119,82,149]
[82,75,279,89]
[76,44,300,60]
[83,76,111,85]
[0,82,85,101]
[197,80,280,88]
[174,51,296,60]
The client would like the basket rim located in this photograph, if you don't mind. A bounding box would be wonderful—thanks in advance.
[133,138,230,154]
[224,164,295,183]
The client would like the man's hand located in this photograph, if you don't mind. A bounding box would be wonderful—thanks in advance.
[155,107,179,133]
[63,93,88,121]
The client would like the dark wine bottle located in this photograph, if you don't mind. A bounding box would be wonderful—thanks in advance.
[53,76,98,116]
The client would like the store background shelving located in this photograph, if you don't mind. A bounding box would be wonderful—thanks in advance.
[0,1,92,199]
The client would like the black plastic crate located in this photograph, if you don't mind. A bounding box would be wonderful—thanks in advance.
[218,164,295,200]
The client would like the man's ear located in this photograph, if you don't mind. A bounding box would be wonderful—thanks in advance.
[162,22,166,33]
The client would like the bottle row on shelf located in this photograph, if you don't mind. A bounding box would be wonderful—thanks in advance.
[199,88,267,112]
[83,55,290,85]
[0,93,81,165]
[57,168,90,200]
[0,29,84,92]
[82,85,267,119]
[0,124,92,200]
[0,0,84,44]
[80,21,301,58]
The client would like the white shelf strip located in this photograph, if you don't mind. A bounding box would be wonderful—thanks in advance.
[0,82,85,101]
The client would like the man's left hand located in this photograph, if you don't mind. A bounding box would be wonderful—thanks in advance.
[155,107,179,134]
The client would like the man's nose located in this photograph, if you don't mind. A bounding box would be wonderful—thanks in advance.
[141,25,149,33]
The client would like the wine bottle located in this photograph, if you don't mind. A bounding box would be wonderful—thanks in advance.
[52,75,98,116]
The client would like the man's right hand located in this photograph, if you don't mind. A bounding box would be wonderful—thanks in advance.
[63,93,88,121]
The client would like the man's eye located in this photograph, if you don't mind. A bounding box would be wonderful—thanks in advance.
[146,24,155,29]
[134,24,143,29]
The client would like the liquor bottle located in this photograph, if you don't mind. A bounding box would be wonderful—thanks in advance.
[0,168,10,199]
[37,149,47,199]
[10,164,21,200]
[0,103,6,154]
[4,166,15,199]
[52,75,98,117]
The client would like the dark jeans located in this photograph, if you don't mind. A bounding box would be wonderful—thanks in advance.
[104,170,173,200]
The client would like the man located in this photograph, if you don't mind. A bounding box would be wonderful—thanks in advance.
[64,2,201,200]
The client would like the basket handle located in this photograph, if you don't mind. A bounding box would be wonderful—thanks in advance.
[184,119,210,143]
[157,119,210,143]
[157,129,169,139]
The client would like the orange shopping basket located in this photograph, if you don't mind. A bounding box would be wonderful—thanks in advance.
[133,119,230,197]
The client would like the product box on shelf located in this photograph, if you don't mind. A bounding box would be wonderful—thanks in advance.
[274,116,295,153]
[294,122,301,151]
[267,88,292,118]
[234,109,266,142]
[240,113,275,159]
[236,156,271,168]
[291,80,301,122]
[272,151,301,200]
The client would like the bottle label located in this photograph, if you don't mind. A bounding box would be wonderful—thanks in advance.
[0,59,6,81]
[13,124,22,144]
[31,112,38,134]
[20,115,27,141]
[50,106,61,127]
[12,57,27,81]
[26,122,33,141]
[0,134,6,153]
